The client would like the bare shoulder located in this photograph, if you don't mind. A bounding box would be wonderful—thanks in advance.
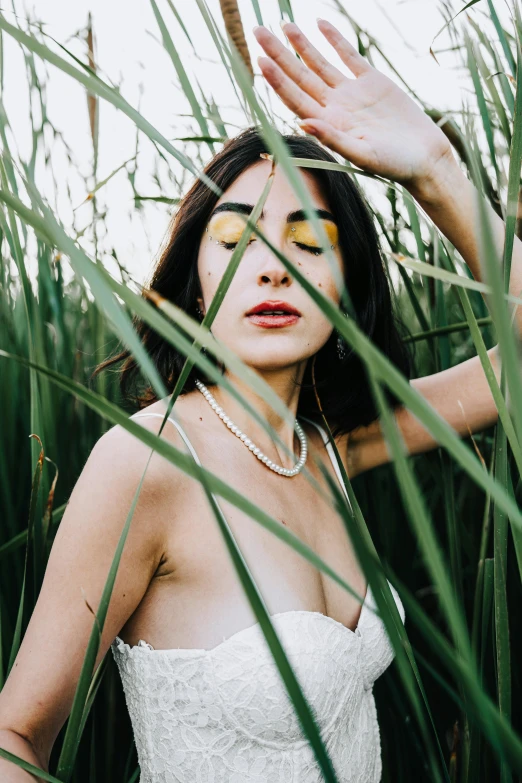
[96,398,194,493]
[0,399,198,763]
[71,400,197,555]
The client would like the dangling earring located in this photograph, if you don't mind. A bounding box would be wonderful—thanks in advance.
[336,307,348,361]
[337,334,347,361]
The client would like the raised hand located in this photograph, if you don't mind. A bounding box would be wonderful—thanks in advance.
[253,20,454,191]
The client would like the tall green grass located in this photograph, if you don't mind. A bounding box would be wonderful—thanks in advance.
[0,1,521,781]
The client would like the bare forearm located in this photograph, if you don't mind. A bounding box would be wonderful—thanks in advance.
[406,153,522,335]
[0,730,47,782]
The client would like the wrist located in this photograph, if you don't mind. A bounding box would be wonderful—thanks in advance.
[405,146,467,208]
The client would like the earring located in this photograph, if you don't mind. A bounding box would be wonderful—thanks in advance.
[196,304,204,319]
[337,334,348,361]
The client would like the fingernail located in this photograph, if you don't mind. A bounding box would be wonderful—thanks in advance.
[253,25,262,34]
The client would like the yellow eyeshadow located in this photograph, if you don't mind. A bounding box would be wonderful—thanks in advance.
[207,212,255,244]
[288,220,338,248]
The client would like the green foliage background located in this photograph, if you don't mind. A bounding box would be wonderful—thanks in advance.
[1,1,522,781]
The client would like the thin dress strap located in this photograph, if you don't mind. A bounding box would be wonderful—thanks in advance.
[135,412,351,510]
[133,412,204,467]
[299,415,353,512]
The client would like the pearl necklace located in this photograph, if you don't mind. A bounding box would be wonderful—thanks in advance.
[195,379,308,477]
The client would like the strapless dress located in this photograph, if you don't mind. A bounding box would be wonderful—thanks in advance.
[111,412,406,782]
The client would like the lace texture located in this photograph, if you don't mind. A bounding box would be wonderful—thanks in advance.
[111,580,405,783]
[111,413,405,781]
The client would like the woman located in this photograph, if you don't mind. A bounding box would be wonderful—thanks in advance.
[0,18,513,783]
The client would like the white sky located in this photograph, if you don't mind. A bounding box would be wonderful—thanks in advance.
[2,0,510,284]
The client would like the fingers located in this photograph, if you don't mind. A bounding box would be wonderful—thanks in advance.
[298,119,371,169]
[316,19,372,78]
[253,25,329,106]
[257,56,322,119]
[278,22,345,88]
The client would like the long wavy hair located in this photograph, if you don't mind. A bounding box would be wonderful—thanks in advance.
[92,126,414,439]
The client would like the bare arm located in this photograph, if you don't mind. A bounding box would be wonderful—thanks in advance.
[343,161,512,474]
[406,155,522,335]
[0,416,175,779]
[340,158,510,473]
[343,345,501,478]
[0,729,47,782]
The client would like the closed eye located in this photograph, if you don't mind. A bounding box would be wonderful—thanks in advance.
[294,242,324,256]
[218,239,324,256]
[218,239,256,250]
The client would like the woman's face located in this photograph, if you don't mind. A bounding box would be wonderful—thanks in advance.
[197,159,345,372]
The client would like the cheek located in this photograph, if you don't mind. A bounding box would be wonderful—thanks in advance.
[197,250,247,322]
[197,253,212,290]
[301,262,345,339]
[197,247,226,296]
[303,256,344,302]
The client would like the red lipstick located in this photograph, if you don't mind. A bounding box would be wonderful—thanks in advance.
[246,300,301,328]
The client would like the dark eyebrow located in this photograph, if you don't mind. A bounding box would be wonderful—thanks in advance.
[209,202,336,224]
[210,202,255,219]
[286,209,336,224]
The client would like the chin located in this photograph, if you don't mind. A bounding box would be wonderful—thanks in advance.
[238,348,312,372]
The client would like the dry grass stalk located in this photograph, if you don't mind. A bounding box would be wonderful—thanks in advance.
[219,0,254,81]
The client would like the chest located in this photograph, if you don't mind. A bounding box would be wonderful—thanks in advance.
[123,431,366,650]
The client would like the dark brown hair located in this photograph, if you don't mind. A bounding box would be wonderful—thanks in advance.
[92,126,413,438]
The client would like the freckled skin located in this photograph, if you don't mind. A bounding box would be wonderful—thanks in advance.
[196,160,345,373]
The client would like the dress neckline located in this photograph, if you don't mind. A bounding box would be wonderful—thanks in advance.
[113,581,371,656]
[117,411,366,656]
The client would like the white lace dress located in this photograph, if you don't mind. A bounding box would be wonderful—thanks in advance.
[111,414,406,783]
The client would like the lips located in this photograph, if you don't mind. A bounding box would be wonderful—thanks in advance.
[245,300,301,329]
[246,300,301,317]
[246,299,301,329]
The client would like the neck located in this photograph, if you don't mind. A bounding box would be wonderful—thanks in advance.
[203,362,308,468]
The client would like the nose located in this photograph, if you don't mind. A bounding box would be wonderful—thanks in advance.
[256,248,293,288]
